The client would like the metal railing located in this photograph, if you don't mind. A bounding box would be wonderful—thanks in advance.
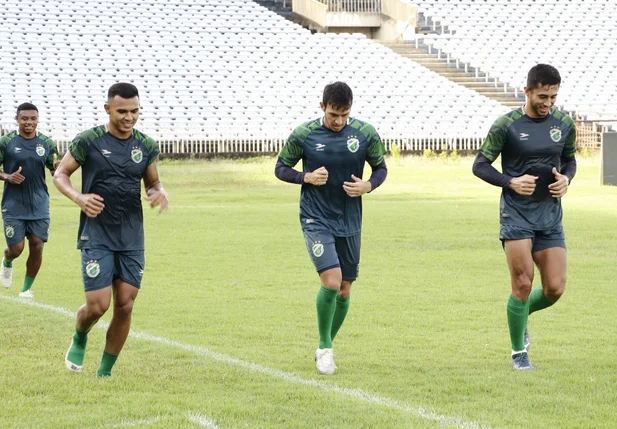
[0,122,489,155]
[316,0,382,13]
[7,119,604,155]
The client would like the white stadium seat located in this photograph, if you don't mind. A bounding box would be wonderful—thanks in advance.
[1,0,613,144]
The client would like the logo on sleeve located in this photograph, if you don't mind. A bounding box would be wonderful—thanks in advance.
[5,225,14,238]
[131,146,143,163]
[549,126,562,143]
[346,136,359,153]
[312,241,324,257]
[85,260,101,278]
[35,144,45,157]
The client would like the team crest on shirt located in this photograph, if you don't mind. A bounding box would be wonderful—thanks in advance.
[5,225,14,239]
[131,146,143,163]
[549,126,562,143]
[312,241,324,258]
[35,144,45,157]
[346,136,360,153]
[85,260,101,278]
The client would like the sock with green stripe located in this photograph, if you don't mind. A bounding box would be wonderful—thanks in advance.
[330,294,350,341]
[507,295,529,353]
[97,350,119,377]
[3,258,12,268]
[20,276,35,293]
[528,286,554,315]
[316,285,339,349]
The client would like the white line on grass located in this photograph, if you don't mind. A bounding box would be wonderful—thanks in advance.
[188,412,220,428]
[109,416,163,427]
[1,295,495,429]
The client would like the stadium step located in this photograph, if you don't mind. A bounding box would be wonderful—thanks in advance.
[376,41,525,109]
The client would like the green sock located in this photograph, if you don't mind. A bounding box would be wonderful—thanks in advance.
[507,295,529,353]
[3,258,12,268]
[331,294,350,341]
[73,328,88,345]
[21,276,34,293]
[528,286,554,315]
[66,328,88,368]
[97,350,118,377]
[316,285,339,349]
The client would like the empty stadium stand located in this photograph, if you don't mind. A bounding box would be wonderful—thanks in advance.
[0,0,508,152]
[413,0,617,121]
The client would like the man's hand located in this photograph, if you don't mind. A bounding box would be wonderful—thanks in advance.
[304,166,328,186]
[76,194,105,218]
[548,167,569,198]
[7,166,25,184]
[509,174,538,196]
[145,188,169,214]
[343,175,371,197]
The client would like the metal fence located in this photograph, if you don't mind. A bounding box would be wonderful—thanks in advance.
[0,122,486,155]
[316,0,382,13]
[4,119,600,155]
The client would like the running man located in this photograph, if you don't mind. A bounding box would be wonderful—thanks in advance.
[472,64,577,370]
[53,83,168,377]
[275,82,387,375]
[0,103,59,298]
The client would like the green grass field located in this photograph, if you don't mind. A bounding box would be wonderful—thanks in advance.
[1,155,616,429]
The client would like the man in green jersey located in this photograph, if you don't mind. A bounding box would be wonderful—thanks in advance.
[54,83,168,377]
[0,103,59,299]
[473,64,577,370]
[275,82,388,375]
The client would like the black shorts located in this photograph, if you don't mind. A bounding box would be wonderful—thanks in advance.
[3,217,49,246]
[500,223,565,253]
[302,225,361,281]
[81,248,145,291]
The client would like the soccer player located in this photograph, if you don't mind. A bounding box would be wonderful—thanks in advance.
[53,83,168,377]
[275,82,387,375]
[472,64,577,370]
[0,103,59,298]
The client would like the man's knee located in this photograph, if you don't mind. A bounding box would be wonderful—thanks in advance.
[6,242,25,259]
[511,271,533,298]
[87,301,110,319]
[114,299,135,318]
[338,282,352,298]
[544,275,567,302]
[320,268,343,290]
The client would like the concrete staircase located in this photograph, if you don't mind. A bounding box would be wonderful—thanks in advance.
[379,42,524,109]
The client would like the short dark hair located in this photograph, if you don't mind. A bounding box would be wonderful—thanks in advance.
[527,64,561,89]
[108,82,139,100]
[323,81,353,110]
[16,103,38,115]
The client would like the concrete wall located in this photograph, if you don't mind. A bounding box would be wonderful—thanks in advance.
[374,15,415,40]
[382,0,417,24]
[327,27,374,37]
[325,12,381,27]
[292,0,327,27]
[292,0,417,40]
